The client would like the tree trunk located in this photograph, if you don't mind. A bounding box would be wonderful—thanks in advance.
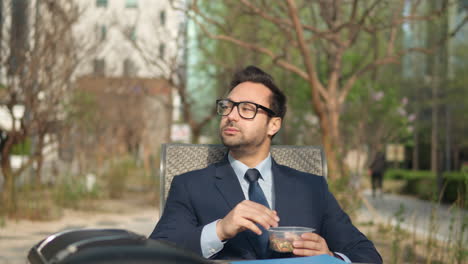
[34,135,45,187]
[320,89,345,179]
[429,0,449,194]
[453,145,460,170]
[430,57,439,175]
[444,106,451,171]
[412,128,419,170]
[191,127,201,144]
[0,130,20,213]
[316,110,341,180]
[305,84,343,180]
[35,153,43,188]
[1,152,14,214]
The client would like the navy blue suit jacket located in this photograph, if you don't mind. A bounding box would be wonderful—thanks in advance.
[150,157,382,263]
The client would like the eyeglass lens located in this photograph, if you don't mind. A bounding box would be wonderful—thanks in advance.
[217,100,257,119]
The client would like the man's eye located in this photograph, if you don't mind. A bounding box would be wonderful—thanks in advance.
[241,106,255,112]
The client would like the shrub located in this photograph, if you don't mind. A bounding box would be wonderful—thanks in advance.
[384,169,407,180]
[102,157,138,199]
[442,171,467,205]
[384,169,467,206]
[385,169,435,180]
[461,163,468,173]
[10,184,61,220]
[53,175,101,209]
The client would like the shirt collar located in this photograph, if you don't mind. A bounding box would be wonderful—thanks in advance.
[228,153,272,184]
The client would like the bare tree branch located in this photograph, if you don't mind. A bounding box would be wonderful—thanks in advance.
[287,0,328,103]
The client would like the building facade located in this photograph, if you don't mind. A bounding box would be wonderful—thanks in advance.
[71,0,186,171]
[0,0,186,183]
[74,0,185,79]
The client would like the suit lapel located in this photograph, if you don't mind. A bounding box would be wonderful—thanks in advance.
[214,156,245,211]
[272,159,296,226]
[213,156,266,258]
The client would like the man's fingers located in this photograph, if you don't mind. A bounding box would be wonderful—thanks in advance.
[293,248,321,256]
[300,232,320,241]
[292,233,332,257]
[293,240,321,250]
[241,209,278,230]
[219,200,280,240]
[237,201,279,228]
[229,204,277,231]
[241,200,280,222]
[292,241,328,257]
[239,218,263,235]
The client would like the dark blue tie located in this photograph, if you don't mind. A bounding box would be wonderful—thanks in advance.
[245,168,270,258]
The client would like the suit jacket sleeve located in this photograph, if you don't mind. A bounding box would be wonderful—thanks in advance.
[149,174,203,255]
[320,178,382,263]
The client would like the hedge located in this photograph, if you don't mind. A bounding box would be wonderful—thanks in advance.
[384,169,467,206]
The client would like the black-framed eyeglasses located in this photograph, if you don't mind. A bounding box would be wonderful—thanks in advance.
[216,99,277,119]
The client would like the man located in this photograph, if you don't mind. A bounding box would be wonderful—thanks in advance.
[369,151,386,198]
[150,66,382,263]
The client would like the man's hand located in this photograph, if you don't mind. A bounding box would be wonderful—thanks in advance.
[216,200,279,241]
[292,233,333,257]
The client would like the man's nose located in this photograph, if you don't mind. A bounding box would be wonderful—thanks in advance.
[226,106,240,121]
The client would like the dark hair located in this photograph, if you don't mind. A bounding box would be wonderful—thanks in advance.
[229,65,287,119]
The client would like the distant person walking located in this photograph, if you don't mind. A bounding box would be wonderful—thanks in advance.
[369,151,386,198]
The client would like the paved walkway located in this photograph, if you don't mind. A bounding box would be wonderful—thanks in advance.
[359,189,467,243]
[0,200,159,264]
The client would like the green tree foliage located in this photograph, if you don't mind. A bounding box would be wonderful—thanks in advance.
[448,40,468,152]
[181,0,467,180]
[189,1,318,144]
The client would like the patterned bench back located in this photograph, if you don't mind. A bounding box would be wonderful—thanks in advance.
[159,143,327,214]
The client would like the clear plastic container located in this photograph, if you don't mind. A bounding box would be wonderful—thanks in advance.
[268,226,315,253]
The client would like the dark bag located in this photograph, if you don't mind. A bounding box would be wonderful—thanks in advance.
[28,228,213,264]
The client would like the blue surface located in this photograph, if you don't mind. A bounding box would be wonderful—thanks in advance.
[231,254,347,264]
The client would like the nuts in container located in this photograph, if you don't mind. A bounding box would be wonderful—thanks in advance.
[268,226,315,253]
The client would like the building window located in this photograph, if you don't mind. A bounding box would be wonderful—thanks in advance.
[159,43,165,59]
[94,24,107,41]
[98,25,107,41]
[160,10,166,26]
[93,58,106,76]
[130,28,137,41]
[101,25,107,41]
[96,0,107,7]
[123,58,137,76]
[125,0,138,8]
[125,26,137,41]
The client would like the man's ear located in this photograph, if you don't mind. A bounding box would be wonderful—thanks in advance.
[267,117,282,137]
